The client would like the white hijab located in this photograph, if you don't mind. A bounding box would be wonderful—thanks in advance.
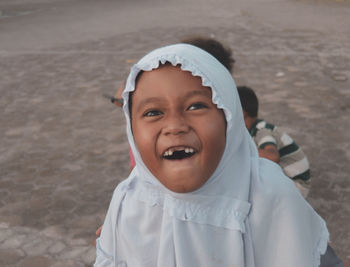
[95,44,329,267]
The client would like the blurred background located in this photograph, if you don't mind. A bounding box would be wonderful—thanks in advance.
[0,0,349,266]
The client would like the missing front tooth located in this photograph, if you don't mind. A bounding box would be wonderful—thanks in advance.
[164,150,194,160]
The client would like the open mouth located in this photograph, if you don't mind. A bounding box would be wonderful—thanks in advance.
[162,146,196,160]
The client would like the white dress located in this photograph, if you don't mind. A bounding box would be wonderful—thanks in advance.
[94,44,328,267]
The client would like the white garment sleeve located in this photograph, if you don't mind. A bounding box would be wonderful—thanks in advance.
[94,238,114,267]
[94,181,129,267]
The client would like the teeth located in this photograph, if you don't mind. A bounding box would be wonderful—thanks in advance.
[185,148,194,153]
[163,147,194,157]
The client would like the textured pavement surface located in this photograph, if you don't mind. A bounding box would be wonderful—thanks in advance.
[0,0,349,266]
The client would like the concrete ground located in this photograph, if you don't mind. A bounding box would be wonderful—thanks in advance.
[0,0,349,266]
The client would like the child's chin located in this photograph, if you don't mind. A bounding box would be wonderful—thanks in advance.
[165,185,200,193]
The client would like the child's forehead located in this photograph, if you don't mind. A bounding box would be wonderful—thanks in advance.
[134,65,214,99]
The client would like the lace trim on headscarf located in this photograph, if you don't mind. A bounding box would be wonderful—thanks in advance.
[123,53,233,131]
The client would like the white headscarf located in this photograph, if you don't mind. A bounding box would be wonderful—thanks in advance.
[95,44,329,267]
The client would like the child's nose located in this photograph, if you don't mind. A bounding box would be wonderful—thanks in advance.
[163,115,190,136]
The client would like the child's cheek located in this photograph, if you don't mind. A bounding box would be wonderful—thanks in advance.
[132,120,155,165]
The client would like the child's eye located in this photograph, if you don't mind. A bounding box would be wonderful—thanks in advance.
[187,103,208,111]
[143,110,163,117]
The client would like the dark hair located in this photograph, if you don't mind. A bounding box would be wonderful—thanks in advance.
[181,36,235,73]
[237,86,259,117]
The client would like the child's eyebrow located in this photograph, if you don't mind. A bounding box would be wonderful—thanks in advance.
[135,97,163,112]
[185,88,212,99]
[135,89,212,113]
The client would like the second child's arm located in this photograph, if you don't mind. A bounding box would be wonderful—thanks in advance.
[258,144,280,163]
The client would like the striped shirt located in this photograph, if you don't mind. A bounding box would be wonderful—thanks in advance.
[249,119,311,186]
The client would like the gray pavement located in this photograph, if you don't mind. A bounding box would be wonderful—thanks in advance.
[0,0,349,266]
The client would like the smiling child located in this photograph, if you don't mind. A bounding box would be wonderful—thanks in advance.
[94,44,329,267]
[131,64,226,193]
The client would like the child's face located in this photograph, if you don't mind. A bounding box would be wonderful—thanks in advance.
[131,65,226,193]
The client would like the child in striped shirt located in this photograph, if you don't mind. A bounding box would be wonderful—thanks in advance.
[237,85,310,198]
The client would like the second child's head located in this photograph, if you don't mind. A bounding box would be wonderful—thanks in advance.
[237,86,259,130]
[123,44,247,194]
[237,86,259,118]
[181,36,235,73]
